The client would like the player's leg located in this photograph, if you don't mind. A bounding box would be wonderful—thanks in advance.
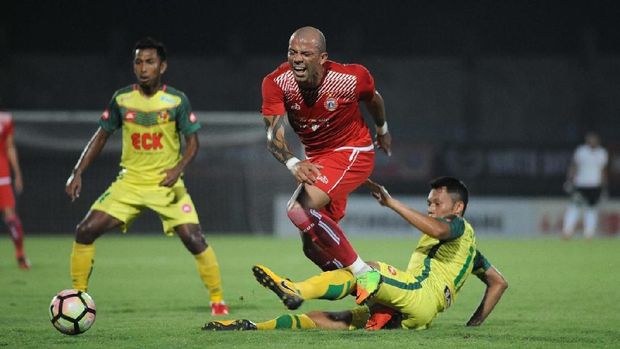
[583,208,598,239]
[2,207,29,269]
[203,310,355,331]
[174,223,227,315]
[562,190,583,239]
[73,179,137,292]
[365,261,437,330]
[0,185,29,269]
[71,210,123,291]
[583,188,602,239]
[288,185,371,275]
[153,179,228,315]
[300,232,340,271]
[252,264,355,309]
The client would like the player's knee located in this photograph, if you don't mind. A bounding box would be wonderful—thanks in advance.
[180,229,207,254]
[287,206,310,227]
[74,222,99,244]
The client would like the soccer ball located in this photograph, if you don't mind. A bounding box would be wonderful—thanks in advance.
[49,289,96,335]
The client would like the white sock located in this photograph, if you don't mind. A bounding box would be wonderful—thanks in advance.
[563,205,580,237]
[347,257,373,276]
[584,208,598,239]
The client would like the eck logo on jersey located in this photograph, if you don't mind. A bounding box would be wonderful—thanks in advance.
[101,110,110,121]
[131,132,164,150]
[125,111,136,122]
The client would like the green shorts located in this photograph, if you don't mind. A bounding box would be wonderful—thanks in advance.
[91,177,200,235]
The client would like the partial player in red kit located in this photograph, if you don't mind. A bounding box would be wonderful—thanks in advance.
[0,110,30,269]
[260,26,392,304]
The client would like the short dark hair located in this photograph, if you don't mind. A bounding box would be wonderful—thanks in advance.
[134,37,167,61]
[429,176,469,215]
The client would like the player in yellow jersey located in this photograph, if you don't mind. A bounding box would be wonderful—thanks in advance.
[204,177,507,330]
[65,37,228,316]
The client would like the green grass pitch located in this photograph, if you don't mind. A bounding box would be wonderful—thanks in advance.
[1,234,619,348]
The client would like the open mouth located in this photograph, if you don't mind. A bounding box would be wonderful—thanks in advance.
[292,66,307,78]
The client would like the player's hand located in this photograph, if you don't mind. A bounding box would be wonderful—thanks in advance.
[365,178,393,207]
[159,167,182,187]
[14,175,23,195]
[291,160,323,185]
[65,173,82,202]
[375,132,392,156]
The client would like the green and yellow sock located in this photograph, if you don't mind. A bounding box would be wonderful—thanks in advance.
[256,314,317,330]
[195,246,224,303]
[295,269,355,301]
[70,242,95,292]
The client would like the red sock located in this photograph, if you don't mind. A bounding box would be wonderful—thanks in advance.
[6,216,25,257]
[301,234,339,271]
[288,207,358,268]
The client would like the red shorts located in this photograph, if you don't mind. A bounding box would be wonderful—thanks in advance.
[0,184,15,210]
[310,147,375,222]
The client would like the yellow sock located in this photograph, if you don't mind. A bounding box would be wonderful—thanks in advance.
[256,314,317,330]
[295,269,355,300]
[195,246,224,303]
[70,242,95,292]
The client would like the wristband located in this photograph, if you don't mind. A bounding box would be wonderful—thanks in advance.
[376,122,388,136]
[286,157,301,171]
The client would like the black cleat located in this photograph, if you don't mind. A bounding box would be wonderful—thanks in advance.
[252,264,304,310]
[202,319,257,331]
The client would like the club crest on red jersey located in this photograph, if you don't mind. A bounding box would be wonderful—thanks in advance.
[101,110,110,121]
[324,97,338,111]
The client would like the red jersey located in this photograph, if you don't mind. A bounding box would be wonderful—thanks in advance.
[0,112,14,179]
[262,60,375,158]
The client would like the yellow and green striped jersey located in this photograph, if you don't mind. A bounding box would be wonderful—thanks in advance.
[100,84,200,185]
[405,216,476,307]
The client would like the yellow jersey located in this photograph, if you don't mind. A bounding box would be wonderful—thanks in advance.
[405,215,476,310]
[99,84,200,185]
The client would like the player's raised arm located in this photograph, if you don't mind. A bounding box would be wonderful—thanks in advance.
[364,90,391,156]
[466,251,508,326]
[159,132,198,187]
[365,179,452,240]
[263,114,322,185]
[65,127,111,201]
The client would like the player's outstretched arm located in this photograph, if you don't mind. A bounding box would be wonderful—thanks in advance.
[365,179,451,239]
[65,127,111,201]
[159,132,198,187]
[364,91,391,156]
[467,266,508,326]
[263,115,322,185]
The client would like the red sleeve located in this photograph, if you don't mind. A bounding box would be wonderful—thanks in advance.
[354,64,376,101]
[261,76,286,116]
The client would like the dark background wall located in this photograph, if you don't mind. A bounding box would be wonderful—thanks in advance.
[2,0,620,233]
